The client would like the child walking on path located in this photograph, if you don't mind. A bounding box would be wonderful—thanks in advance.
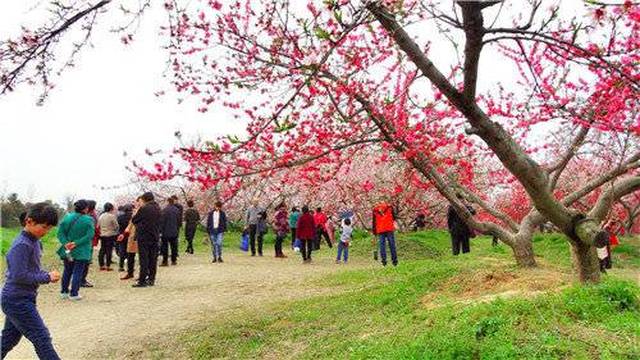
[2,203,62,360]
[336,218,353,264]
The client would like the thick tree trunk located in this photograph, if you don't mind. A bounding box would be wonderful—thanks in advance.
[513,238,536,268]
[570,242,601,283]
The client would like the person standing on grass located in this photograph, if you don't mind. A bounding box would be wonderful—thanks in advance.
[288,207,301,249]
[132,192,162,288]
[2,203,61,360]
[206,201,227,263]
[117,197,142,280]
[314,207,332,250]
[184,200,200,254]
[372,201,398,267]
[296,206,316,263]
[57,200,95,300]
[273,202,289,258]
[446,193,476,256]
[98,202,119,271]
[160,196,181,267]
[245,199,263,256]
[336,217,353,264]
[116,204,133,272]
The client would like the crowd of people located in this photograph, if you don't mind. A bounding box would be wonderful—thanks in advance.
[2,192,625,359]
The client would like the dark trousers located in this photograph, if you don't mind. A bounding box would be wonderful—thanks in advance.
[290,228,297,248]
[61,259,88,297]
[300,239,313,261]
[379,232,398,266]
[117,238,128,269]
[451,233,470,255]
[138,241,158,284]
[275,234,285,256]
[1,295,60,360]
[81,262,90,284]
[185,225,196,254]
[161,236,179,264]
[249,225,263,255]
[98,236,116,267]
[126,252,136,277]
[316,228,332,249]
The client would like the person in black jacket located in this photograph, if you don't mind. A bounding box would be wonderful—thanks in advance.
[184,200,200,254]
[160,197,181,266]
[447,194,476,256]
[206,201,227,263]
[131,192,161,287]
[116,204,133,272]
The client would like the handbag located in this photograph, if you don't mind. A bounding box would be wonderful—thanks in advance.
[293,238,302,252]
[239,233,249,252]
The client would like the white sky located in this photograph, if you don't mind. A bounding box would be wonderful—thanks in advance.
[0,1,588,206]
[0,1,244,205]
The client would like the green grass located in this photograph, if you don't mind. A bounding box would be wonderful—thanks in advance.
[149,231,640,360]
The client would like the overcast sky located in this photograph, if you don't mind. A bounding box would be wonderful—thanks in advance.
[0,1,245,205]
[0,1,589,206]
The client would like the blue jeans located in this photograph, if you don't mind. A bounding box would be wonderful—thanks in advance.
[209,232,224,259]
[61,259,88,297]
[378,232,398,266]
[336,242,349,262]
[1,295,60,360]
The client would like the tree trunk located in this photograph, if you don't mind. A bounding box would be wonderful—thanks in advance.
[570,242,600,283]
[512,239,536,268]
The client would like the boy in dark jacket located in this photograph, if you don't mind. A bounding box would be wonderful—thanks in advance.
[2,203,61,360]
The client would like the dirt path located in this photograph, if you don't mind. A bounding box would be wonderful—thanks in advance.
[4,251,368,359]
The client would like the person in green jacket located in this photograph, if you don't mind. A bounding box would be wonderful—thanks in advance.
[288,207,301,249]
[57,200,95,300]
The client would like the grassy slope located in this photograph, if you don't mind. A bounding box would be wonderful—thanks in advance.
[158,231,640,360]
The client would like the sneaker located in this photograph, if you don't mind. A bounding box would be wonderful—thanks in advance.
[106,267,114,272]
[69,295,83,301]
[81,282,94,288]
[120,274,133,280]
[171,262,177,266]
[118,268,125,272]
[212,258,217,263]
[99,267,107,271]
[60,293,69,300]
[335,260,341,264]
[159,262,169,267]
[132,282,147,288]
[258,253,263,257]
[218,258,223,263]
[146,280,155,287]
[251,253,256,257]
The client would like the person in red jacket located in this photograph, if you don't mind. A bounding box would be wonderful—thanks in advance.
[372,202,398,267]
[296,206,316,263]
[313,207,332,249]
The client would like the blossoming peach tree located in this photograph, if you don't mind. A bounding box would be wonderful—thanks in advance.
[2,0,640,282]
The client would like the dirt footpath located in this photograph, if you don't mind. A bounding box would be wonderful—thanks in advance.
[4,252,364,359]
